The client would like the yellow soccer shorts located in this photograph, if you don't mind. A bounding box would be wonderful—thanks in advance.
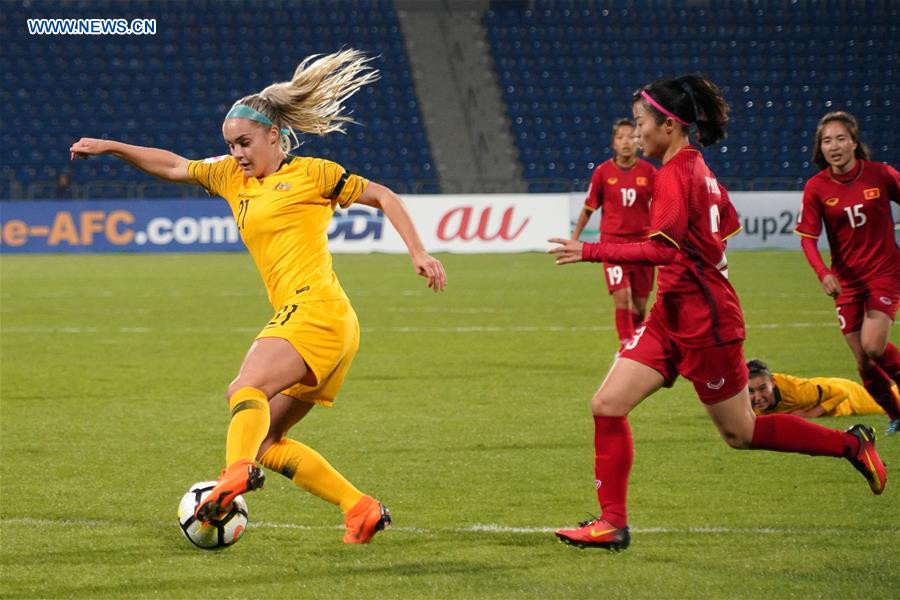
[256,298,360,407]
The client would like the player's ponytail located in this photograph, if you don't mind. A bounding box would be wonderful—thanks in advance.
[633,74,729,147]
[811,111,870,170]
[228,49,380,153]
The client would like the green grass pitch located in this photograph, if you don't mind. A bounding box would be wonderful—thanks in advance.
[1,251,898,599]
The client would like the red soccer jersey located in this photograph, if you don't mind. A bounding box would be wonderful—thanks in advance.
[647,147,745,347]
[584,158,655,240]
[795,161,900,288]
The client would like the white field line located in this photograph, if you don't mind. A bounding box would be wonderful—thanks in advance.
[3,517,893,536]
[0,322,838,335]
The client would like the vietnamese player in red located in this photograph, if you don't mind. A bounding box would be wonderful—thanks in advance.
[548,76,887,551]
[795,111,900,435]
[573,119,656,345]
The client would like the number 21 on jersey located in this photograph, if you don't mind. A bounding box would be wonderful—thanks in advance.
[236,198,250,230]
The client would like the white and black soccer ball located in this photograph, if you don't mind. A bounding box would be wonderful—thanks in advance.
[177,480,248,550]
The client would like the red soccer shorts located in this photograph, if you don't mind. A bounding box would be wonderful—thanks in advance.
[834,274,900,334]
[619,323,748,404]
[602,263,655,298]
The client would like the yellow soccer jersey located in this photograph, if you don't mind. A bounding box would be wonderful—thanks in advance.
[756,373,885,417]
[187,155,369,308]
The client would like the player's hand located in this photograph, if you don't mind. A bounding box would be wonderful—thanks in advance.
[547,237,584,265]
[820,273,841,298]
[412,252,447,292]
[70,138,109,160]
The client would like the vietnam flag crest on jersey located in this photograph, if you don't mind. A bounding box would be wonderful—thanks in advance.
[863,187,880,200]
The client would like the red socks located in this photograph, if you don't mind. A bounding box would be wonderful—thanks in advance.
[593,416,633,528]
[859,364,900,420]
[873,343,900,384]
[750,414,856,457]
[614,308,635,344]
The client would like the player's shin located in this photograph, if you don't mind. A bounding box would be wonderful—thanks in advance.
[226,387,271,466]
[259,438,364,512]
[593,415,633,528]
[873,343,900,386]
[749,414,853,456]
[859,365,900,420]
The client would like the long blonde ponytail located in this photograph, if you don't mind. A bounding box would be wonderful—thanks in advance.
[229,49,380,152]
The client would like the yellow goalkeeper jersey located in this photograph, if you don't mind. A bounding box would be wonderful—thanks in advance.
[756,373,885,417]
[188,155,368,309]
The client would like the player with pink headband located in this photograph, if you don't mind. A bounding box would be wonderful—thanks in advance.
[548,75,888,551]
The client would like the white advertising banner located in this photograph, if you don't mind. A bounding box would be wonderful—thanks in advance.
[726,192,803,249]
[328,194,571,253]
[567,191,812,250]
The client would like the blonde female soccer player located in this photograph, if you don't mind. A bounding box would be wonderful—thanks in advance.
[70,50,447,544]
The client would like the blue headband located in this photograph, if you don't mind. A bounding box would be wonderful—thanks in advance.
[226,104,291,136]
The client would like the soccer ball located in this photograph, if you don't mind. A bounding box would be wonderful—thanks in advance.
[177,481,248,550]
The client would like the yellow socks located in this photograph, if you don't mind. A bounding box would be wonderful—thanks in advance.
[225,387,270,467]
[259,438,364,512]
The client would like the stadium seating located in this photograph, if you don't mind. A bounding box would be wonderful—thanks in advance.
[485,0,896,192]
[2,1,896,198]
[1,0,434,198]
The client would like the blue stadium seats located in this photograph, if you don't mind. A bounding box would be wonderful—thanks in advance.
[485,0,896,191]
[2,0,431,197]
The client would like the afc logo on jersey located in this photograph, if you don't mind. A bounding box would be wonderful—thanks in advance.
[636,177,648,186]
[863,188,880,200]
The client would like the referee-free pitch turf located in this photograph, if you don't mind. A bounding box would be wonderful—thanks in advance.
[1,251,898,599]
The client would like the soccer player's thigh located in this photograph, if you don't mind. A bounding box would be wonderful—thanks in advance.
[593,325,671,416]
[603,262,629,295]
[836,297,868,365]
[860,278,899,354]
[628,265,654,301]
[259,300,358,382]
[231,338,311,398]
[679,342,753,447]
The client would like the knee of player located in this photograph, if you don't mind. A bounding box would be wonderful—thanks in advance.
[591,393,625,417]
[720,428,752,450]
[226,381,242,401]
[256,437,280,460]
[226,379,261,401]
[861,342,886,361]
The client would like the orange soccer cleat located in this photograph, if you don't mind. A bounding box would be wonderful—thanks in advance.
[845,424,887,495]
[342,495,391,544]
[555,518,631,551]
[195,459,266,523]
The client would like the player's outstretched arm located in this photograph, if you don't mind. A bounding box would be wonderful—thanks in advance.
[356,182,447,292]
[70,138,192,184]
[572,208,591,240]
[790,405,827,418]
[548,236,679,266]
[547,237,585,264]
